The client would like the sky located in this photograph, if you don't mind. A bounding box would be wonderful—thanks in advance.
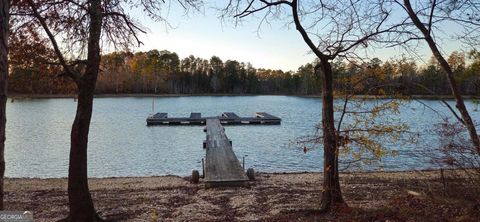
[129,1,467,72]
[133,2,314,71]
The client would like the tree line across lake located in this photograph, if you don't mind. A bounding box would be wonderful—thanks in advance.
[8,48,480,96]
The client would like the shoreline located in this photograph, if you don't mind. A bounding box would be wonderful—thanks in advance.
[8,93,480,100]
[5,170,478,221]
[3,168,453,180]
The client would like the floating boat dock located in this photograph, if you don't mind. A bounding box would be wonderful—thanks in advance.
[203,119,249,187]
[146,111,279,187]
[146,112,281,126]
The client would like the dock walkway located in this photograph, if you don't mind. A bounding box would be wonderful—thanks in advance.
[204,119,248,187]
[146,112,278,187]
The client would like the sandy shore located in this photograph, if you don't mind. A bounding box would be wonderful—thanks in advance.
[4,170,479,221]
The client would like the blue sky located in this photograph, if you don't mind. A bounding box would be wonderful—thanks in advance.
[130,1,466,71]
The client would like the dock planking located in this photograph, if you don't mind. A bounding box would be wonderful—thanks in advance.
[190,112,202,118]
[220,112,241,124]
[146,112,281,126]
[146,112,265,186]
[152,113,167,119]
[221,112,240,119]
[255,112,280,120]
[204,119,248,187]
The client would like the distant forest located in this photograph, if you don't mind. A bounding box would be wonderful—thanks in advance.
[8,49,480,95]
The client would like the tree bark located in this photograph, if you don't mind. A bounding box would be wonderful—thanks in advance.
[317,60,344,212]
[403,0,480,153]
[0,0,9,211]
[289,0,344,211]
[67,0,103,221]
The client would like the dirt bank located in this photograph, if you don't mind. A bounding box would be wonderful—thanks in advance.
[4,171,479,221]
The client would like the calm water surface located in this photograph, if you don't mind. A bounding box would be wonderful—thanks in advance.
[5,96,480,178]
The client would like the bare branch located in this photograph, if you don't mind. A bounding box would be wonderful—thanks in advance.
[25,0,80,82]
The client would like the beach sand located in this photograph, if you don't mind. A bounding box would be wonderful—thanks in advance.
[4,170,479,221]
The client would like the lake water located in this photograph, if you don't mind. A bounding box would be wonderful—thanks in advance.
[5,96,480,178]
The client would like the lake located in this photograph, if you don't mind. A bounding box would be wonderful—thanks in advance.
[5,95,480,178]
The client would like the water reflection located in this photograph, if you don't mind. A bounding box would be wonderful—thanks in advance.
[5,96,480,178]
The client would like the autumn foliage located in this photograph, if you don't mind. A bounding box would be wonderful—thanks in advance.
[7,48,480,96]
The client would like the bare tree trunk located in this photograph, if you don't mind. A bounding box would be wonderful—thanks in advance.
[67,0,103,221]
[68,87,97,221]
[404,0,480,153]
[432,50,480,152]
[317,60,344,212]
[0,0,8,211]
[289,0,344,211]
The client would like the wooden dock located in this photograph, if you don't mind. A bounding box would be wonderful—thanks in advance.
[146,112,281,126]
[203,119,248,187]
